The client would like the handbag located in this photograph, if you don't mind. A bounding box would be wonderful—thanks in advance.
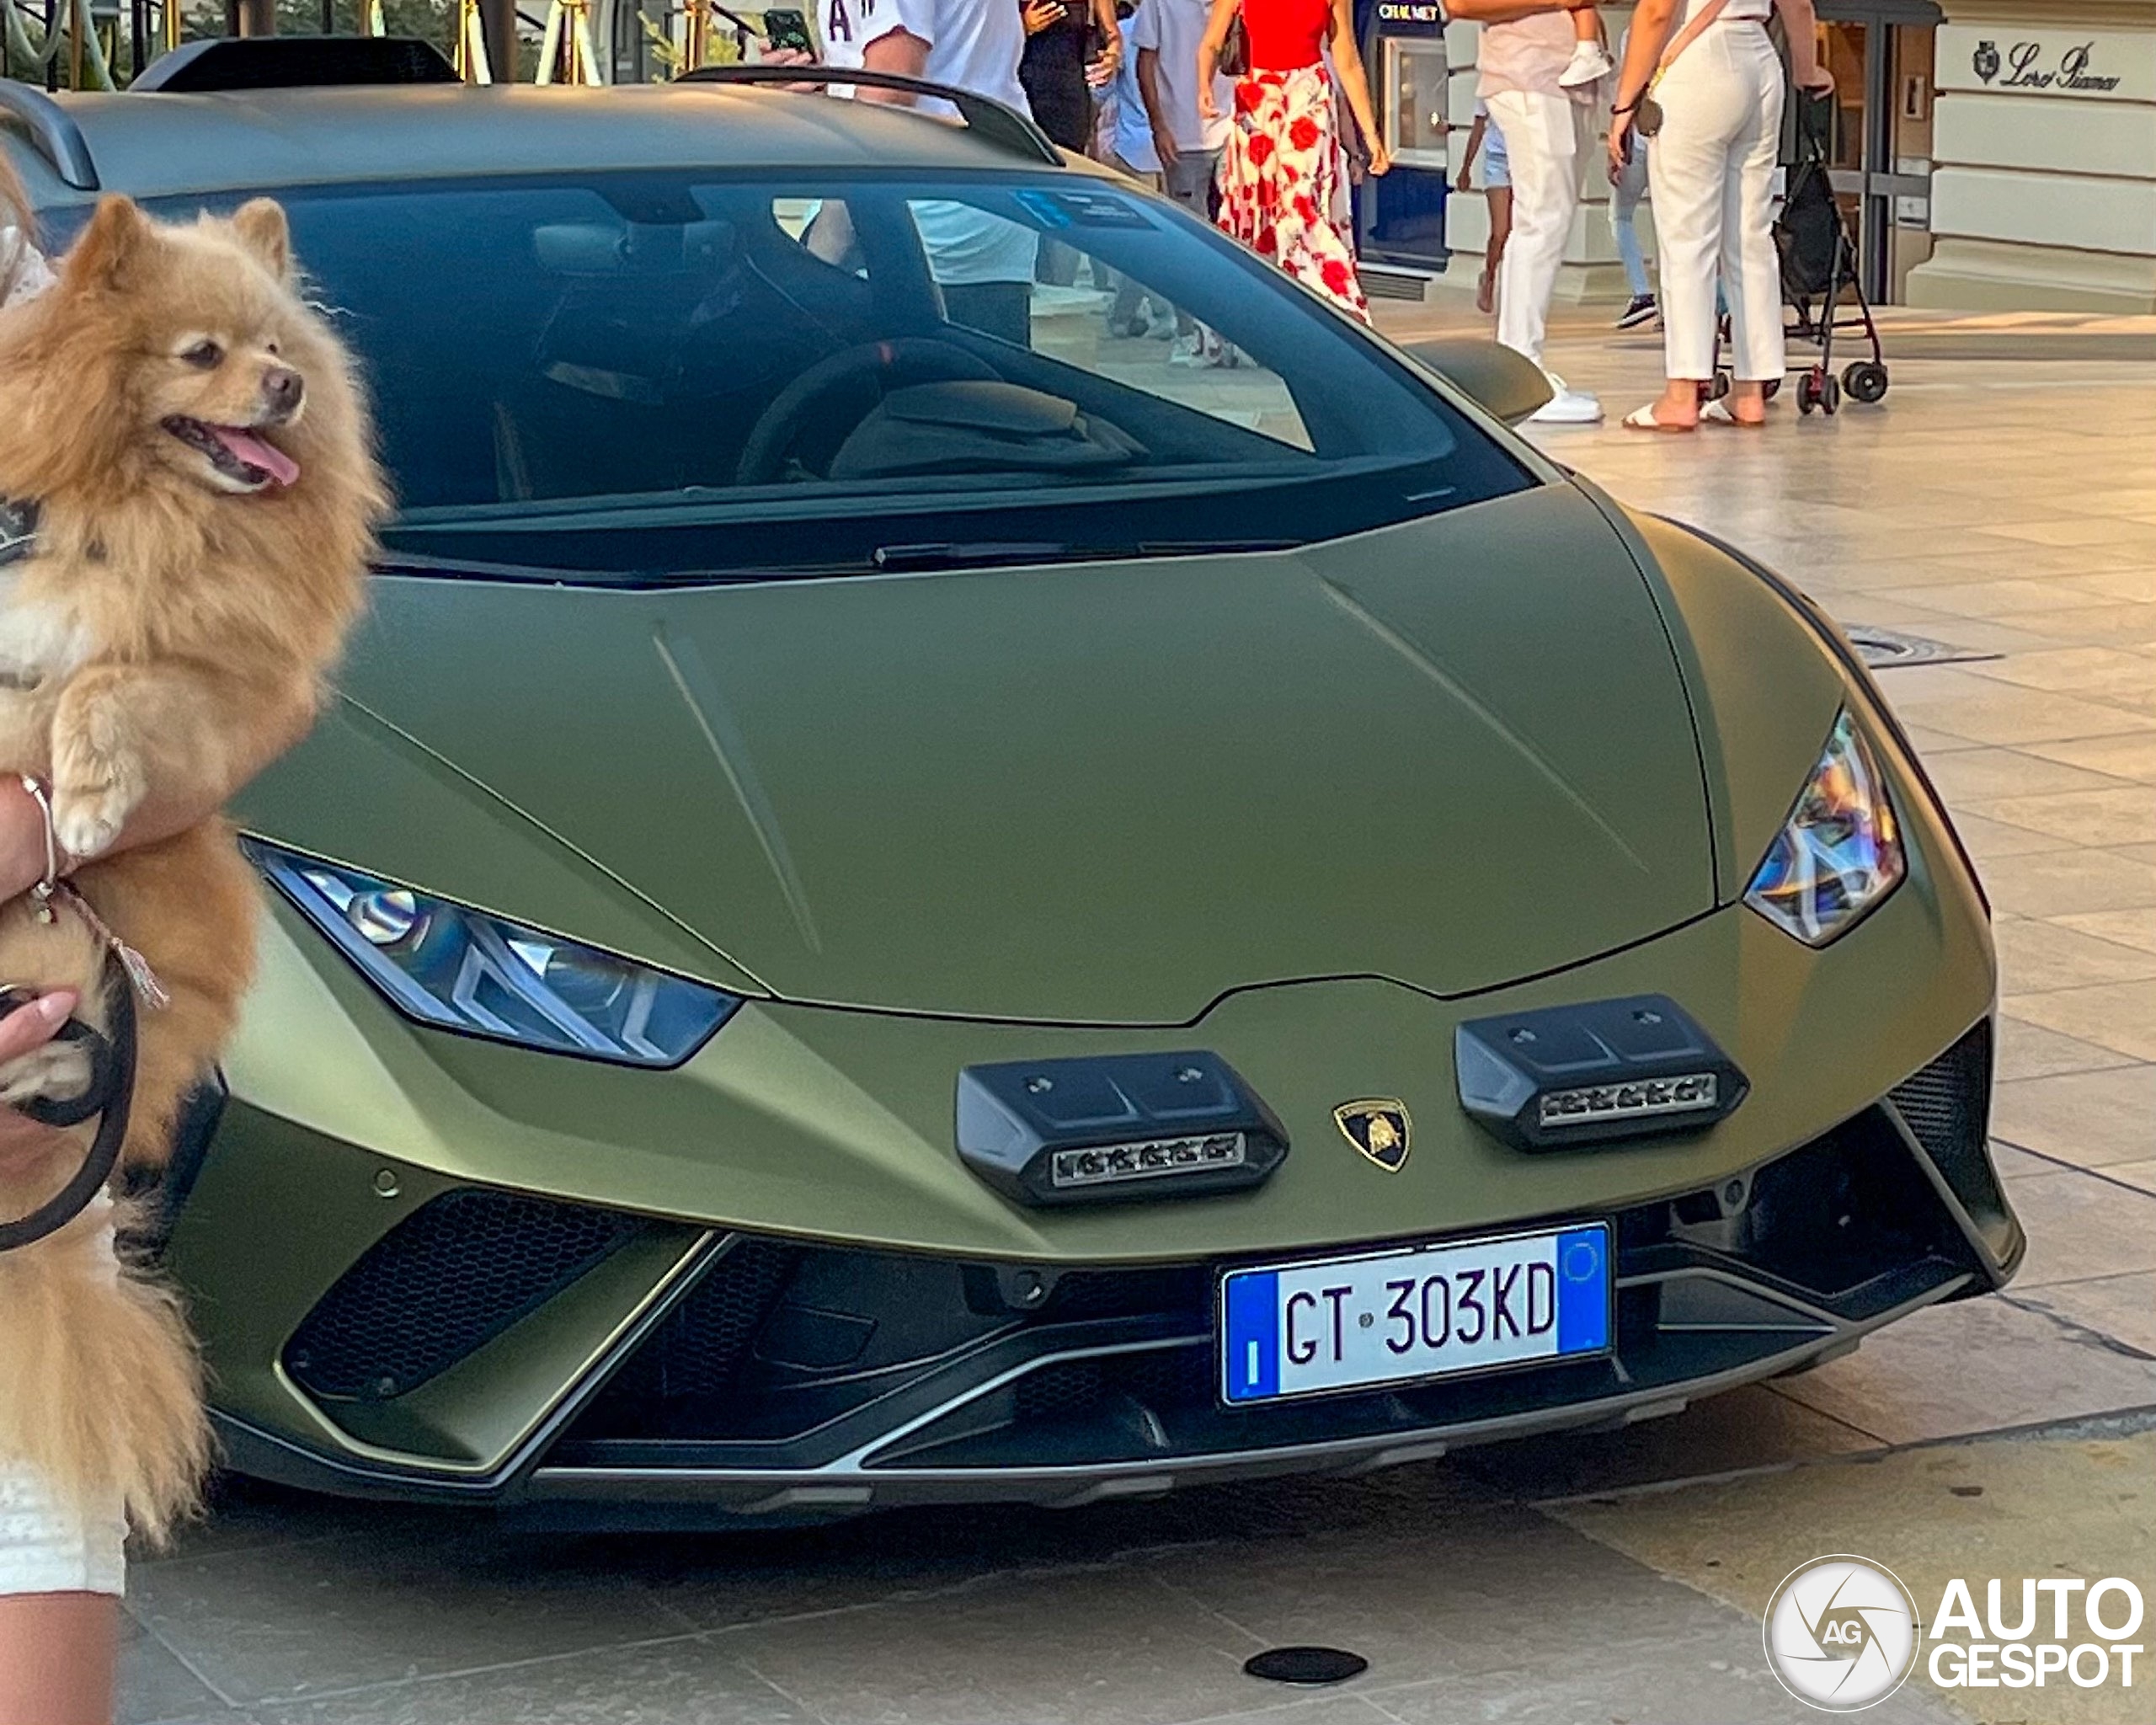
[1219,8,1249,77]
[1630,0,1728,136]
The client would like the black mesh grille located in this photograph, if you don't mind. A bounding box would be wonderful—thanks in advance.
[1014,1348,1214,1423]
[1891,1021,1993,1181]
[1044,1267,1211,1322]
[285,1190,646,1402]
[584,1239,799,1412]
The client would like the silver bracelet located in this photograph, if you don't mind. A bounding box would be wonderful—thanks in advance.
[18,772,61,923]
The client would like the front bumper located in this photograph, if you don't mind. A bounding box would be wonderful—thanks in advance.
[205,1018,2015,1522]
[173,687,2008,1517]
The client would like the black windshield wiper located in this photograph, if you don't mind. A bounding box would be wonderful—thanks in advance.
[869,542,1082,572]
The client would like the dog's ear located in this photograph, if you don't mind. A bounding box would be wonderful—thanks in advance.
[64,195,151,294]
[231,199,292,282]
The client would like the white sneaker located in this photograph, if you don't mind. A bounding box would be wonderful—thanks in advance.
[1527,374,1604,424]
[1557,40,1614,87]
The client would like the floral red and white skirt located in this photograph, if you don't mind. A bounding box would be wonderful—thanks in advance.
[1218,63,1369,323]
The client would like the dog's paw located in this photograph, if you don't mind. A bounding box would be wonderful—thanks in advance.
[51,777,141,862]
[0,1039,94,1110]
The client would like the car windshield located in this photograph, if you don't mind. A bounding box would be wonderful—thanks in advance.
[145,169,1530,579]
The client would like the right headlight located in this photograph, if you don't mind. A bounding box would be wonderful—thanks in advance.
[1744,709,1905,947]
[247,841,739,1067]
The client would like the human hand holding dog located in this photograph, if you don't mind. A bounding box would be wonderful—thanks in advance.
[0,988,78,1176]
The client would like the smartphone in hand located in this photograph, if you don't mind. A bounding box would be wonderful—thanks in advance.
[761,7,814,52]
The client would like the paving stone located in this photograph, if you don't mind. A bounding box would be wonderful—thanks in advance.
[2012,1270,2156,1359]
[1994,1014,2144,1079]
[1992,1065,2156,1167]
[125,1523,699,1706]
[1554,1434,2156,1725]
[248,1639,814,1725]
[2004,1167,2156,1286]
[712,1566,1266,1725]
[117,1609,232,1725]
[1771,1288,2156,1443]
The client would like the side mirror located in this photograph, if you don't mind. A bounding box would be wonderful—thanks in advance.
[1399,337,1552,426]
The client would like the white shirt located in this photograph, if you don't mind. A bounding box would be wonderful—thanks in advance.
[819,0,1039,286]
[818,0,1030,116]
[1128,0,1232,154]
[1108,17,1161,172]
[1476,11,1572,98]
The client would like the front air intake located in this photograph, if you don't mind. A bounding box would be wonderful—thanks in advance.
[284,1189,647,1402]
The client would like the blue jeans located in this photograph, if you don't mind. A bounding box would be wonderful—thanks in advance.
[1611,139,1652,300]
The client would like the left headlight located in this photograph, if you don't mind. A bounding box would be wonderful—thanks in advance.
[248,841,741,1066]
[1744,710,1905,947]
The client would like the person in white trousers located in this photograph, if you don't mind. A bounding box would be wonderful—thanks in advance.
[1445,0,1605,424]
[1608,0,1831,428]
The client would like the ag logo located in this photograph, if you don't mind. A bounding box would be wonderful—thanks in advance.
[1764,1555,1922,1712]
[1973,39,2000,81]
[1334,1100,1411,1172]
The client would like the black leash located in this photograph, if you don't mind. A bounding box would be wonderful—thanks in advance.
[0,953,136,1253]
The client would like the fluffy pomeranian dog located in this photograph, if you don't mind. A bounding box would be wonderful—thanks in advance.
[0,168,386,1541]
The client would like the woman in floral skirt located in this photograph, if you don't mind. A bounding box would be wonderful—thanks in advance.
[1196,0,1388,321]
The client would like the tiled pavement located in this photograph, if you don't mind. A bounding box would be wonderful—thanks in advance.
[115,310,2156,1725]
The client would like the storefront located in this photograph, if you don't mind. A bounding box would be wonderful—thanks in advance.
[1353,0,1452,282]
[1908,3,2156,310]
[1812,0,1940,304]
[1436,0,2155,311]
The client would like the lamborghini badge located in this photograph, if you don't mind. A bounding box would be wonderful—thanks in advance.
[1336,1100,1411,1172]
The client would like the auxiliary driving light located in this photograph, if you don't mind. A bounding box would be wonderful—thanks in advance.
[956,1052,1287,1207]
[1455,994,1747,1151]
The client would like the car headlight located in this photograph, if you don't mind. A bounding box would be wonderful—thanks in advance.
[1744,711,1905,946]
[247,842,740,1065]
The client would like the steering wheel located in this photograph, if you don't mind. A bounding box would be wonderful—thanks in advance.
[735,338,1002,486]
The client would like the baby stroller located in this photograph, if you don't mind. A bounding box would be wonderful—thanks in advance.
[1712,93,1889,414]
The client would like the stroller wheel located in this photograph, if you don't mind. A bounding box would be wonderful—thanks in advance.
[1844,360,1889,404]
[1821,374,1842,415]
[1798,371,1822,414]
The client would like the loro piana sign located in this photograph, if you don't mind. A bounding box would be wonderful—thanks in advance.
[1938,24,2153,100]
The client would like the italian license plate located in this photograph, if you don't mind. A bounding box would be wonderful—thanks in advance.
[1219,1224,1611,1404]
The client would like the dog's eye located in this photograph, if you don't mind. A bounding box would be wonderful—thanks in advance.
[180,340,225,370]
[265,340,281,356]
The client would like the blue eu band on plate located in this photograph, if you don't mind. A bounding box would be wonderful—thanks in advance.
[1219,1225,1611,1403]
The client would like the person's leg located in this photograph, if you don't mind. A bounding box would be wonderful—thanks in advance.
[1163,151,1217,335]
[1721,32,1787,414]
[1639,53,1738,422]
[1486,88,1575,367]
[1611,143,1652,304]
[1480,183,1513,314]
[0,1594,120,1725]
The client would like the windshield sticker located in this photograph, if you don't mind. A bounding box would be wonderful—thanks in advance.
[1012,189,1157,232]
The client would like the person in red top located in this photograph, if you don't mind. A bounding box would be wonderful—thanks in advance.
[1195,0,1387,322]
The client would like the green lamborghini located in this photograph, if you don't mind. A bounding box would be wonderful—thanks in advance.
[5,40,2015,1521]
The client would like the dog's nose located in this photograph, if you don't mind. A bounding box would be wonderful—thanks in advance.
[260,366,305,419]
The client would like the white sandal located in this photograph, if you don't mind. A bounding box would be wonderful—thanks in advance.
[1621,404,1696,433]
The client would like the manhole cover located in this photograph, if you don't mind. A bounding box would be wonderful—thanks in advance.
[1844,626,1999,670]
[1244,1647,1370,1685]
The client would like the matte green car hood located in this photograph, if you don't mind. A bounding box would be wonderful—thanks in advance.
[312,483,1711,1023]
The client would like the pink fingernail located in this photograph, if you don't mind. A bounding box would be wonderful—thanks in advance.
[35,991,77,1024]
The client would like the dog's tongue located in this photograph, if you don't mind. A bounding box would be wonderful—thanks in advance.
[213,426,300,488]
